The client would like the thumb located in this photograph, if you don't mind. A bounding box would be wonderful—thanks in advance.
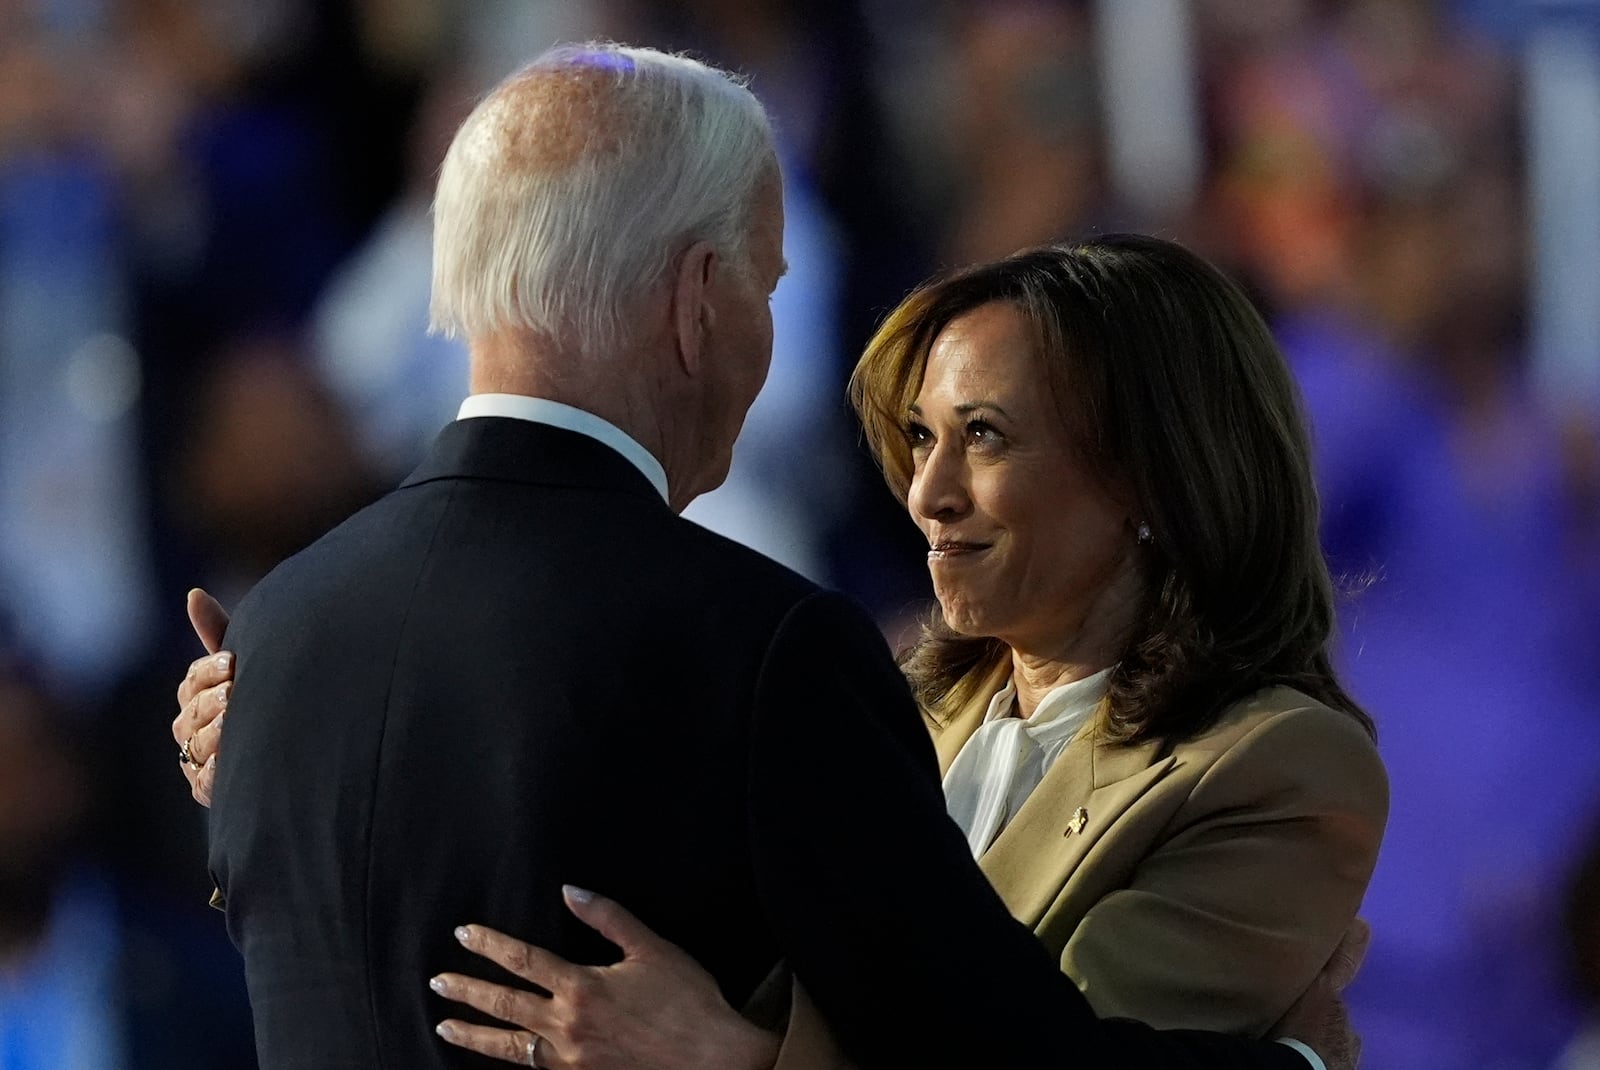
[1324,917,1372,992]
[187,588,231,654]
[563,886,666,959]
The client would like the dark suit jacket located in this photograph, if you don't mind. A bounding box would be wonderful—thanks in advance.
[209,414,1308,1070]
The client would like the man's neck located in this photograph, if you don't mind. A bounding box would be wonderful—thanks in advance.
[467,334,700,510]
[471,334,643,439]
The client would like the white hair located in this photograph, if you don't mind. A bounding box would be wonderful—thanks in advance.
[428,43,777,356]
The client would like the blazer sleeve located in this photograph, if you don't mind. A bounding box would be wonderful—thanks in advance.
[1062,705,1389,1035]
[745,592,1313,1070]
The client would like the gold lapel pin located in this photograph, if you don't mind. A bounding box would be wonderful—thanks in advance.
[1062,806,1089,837]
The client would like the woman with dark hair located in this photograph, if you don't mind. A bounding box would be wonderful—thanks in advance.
[178,235,1388,1068]
[855,235,1373,753]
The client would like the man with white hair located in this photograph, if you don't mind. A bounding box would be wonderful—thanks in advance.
[195,43,1354,1069]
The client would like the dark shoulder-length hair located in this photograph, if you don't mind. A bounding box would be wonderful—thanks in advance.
[848,234,1373,745]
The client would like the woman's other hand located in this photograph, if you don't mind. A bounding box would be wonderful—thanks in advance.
[1271,917,1371,1070]
[432,885,780,1070]
[172,588,233,806]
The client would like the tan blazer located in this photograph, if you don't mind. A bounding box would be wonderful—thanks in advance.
[931,683,1387,1034]
[770,683,1388,1067]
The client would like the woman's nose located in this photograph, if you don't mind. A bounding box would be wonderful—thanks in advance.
[907,443,970,522]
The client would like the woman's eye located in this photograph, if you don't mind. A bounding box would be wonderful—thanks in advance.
[966,420,1000,444]
[903,421,932,448]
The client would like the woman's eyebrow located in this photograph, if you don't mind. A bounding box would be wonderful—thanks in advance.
[905,400,1012,418]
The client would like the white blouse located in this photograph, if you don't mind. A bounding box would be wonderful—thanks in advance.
[941,668,1112,858]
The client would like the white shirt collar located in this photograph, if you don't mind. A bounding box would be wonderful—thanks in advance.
[944,667,1113,858]
[981,667,1112,746]
[456,393,670,503]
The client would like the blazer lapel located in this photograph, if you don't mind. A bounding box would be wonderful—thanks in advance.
[977,728,1176,930]
[930,661,1012,777]
[932,703,986,777]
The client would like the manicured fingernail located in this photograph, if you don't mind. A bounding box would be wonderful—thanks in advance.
[429,975,448,993]
[564,885,594,904]
[216,653,232,671]
[454,926,471,943]
[217,684,231,706]
[204,755,216,772]
[435,1022,457,1040]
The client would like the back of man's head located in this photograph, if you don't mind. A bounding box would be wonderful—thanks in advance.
[429,43,776,360]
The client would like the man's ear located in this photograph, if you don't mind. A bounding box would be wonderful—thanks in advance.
[671,240,718,375]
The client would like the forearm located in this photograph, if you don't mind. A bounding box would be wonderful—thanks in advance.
[705,1013,782,1070]
[767,979,1312,1070]
[749,597,1094,1066]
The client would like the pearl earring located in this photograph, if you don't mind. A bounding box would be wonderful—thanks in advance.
[1136,522,1153,544]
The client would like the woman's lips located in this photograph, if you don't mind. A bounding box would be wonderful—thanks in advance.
[928,541,991,560]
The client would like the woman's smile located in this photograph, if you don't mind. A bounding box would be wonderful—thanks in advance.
[928,538,992,561]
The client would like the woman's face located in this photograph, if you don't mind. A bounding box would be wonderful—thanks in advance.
[905,301,1139,657]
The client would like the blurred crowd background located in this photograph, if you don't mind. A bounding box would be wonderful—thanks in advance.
[0,0,1597,1067]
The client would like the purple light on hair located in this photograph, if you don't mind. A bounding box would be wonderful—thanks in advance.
[572,50,636,74]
